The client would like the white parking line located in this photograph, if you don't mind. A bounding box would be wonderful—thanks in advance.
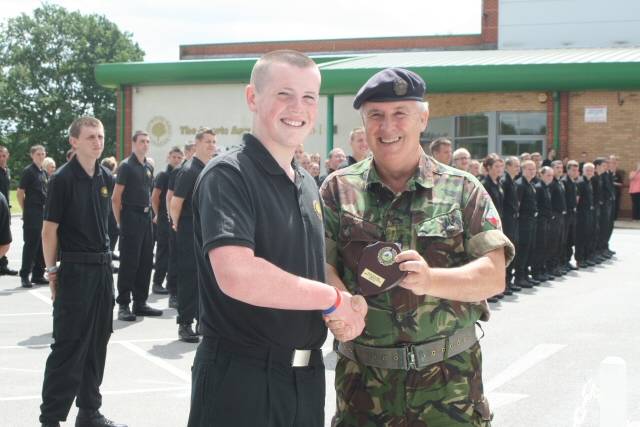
[117,341,191,382]
[0,386,188,402]
[485,343,566,392]
[28,290,52,306]
[0,312,50,317]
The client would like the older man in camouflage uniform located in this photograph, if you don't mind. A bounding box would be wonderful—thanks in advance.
[321,68,514,426]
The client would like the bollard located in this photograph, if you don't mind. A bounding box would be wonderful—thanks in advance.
[599,356,627,427]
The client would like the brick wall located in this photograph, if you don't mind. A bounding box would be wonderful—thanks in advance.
[428,91,546,117]
[568,90,640,217]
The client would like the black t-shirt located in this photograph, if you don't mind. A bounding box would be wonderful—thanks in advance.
[0,167,10,202]
[516,177,538,218]
[153,165,173,215]
[501,173,519,219]
[561,176,578,211]
[116,154,153,208]
[44,157,112,253]
[0,193,12,245]
[577,176,594,212]
[19,163,48,209]
[549,178,567,214]
[193,133,327,350]
[174,157,205,219]
[481,175,504,219]
[535,181,553,219]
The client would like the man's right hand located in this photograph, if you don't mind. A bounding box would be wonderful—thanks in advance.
[48,273,57,301]
[325,292,367,342]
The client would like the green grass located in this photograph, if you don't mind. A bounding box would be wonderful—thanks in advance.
[9,191,21,216]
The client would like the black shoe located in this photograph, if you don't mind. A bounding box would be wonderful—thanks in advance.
[532,275,547,282]
[111,253,120,261]
[515,278,533,288]
[152,283,169,295]
[487,296,499,303]
[577,261,589,269]
[133,303,162,317]
[32,276,49,285]
[0,266,18,275]
[566,263,578,271]
[21,277,33,288]
[178,324,199,343]
[495,293,504,299]
[509,284,522,292]
[168,294,178,309]
[111,264,118,274]
[117,304,136,321]
[607,249,616,256]
[41,422,60,427]
[526,277,540,285]
[551,268,564,277]
[75,409,127,427]
[585,260,597,267]
[503,288,514,296]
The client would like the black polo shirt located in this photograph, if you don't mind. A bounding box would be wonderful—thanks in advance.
[20,163,48,207]
[0,193,12,245]
[193,133,327,350]
[561,175,578,212]
[577,176,594,213]
[0,167,10,202]
[116,154,153,208]
[44,157,112,253]
[153,165,173,215]
[535,181,553,219]
[549,177,567,214]
[481,175,504,219]
[501,173,519,219]
[516,177,538,218]
[174,157,205,219]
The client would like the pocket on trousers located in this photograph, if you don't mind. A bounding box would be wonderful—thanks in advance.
[472,396,493,426]
[52,300,85,341]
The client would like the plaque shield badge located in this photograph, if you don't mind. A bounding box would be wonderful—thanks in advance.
[357,241,406,296]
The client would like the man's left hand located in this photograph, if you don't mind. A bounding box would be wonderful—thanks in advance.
[396,250,431,296]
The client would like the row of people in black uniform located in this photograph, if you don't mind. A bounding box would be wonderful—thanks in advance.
[480,154,617,302]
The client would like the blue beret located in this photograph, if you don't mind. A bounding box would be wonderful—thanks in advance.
[353,68,426,110]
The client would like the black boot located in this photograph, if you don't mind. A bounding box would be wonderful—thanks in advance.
[152,283,169,295]
[117,304,136,321]
[133,303,162,317]
[178,323,199,343]
[75,409,127,427]
[168,294,178,309]
[41,422,60,427]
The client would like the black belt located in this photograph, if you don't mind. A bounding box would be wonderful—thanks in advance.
[123,204,151,213]
[202,336,323,368]
[61,251,112,265]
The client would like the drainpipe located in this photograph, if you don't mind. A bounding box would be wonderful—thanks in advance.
[553,91,560,154]
[119,86,126,161]
[326,95,334,156]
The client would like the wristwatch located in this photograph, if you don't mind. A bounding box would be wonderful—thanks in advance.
[45,265,59,274]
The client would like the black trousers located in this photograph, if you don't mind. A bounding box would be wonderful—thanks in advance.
[515,217,536,279]
[502,214,518,284]
[166,227,178,297]
[176,216,198,325]
[575,210,594,261]
[564,212,576,264]
[188,337,325,427]
[632,193,640,220]
[40,262,113,423]
[152,214,171,287]
[597,203,612,252]
[532,217,550,274]
[20,224,45,279]
[116,209,154,306]
[547,214,564,270]
[108,211,119,254]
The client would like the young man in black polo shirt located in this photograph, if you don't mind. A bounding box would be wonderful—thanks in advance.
[0,146,17,275]
[188,50,367,427]
[151,146,184,295]
[112,131,162,320]
[170,129,215,342]
[39,117,126,427]
[0,192,12,262]
[17,144,49,288]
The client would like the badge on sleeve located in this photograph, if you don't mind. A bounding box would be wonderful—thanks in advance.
[313,200,323,220]
[100,186,109,198]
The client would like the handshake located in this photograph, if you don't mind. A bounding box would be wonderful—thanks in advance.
[324,290,368,342]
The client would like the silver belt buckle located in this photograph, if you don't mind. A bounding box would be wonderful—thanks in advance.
[143,206,149,213]
[291,349,311,367]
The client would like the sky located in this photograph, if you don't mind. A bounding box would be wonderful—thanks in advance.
[1,0,482,62]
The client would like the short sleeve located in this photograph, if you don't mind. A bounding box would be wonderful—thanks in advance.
[0,194,11,245]
[174,168,197,199]
[167,170,178,191]
[196,165,255,255]
[154,172,168,190]
[461,176,515,264]
[19,168,32,190]
[116,162,129,186]
[44,174,66,224]
[319,177,340,268]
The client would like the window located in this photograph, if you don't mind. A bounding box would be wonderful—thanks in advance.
[454,114,489,158]
[498,112,546,156]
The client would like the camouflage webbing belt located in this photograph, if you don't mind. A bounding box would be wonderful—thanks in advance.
[337,326,477,370]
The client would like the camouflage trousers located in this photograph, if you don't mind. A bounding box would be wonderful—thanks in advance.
[332,342,492,427]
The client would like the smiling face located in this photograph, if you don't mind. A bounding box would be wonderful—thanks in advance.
[349,130,369,161]
[246,62,320,152]
[361,100,428,172]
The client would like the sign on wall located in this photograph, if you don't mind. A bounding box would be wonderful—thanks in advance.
[584,106,607,123]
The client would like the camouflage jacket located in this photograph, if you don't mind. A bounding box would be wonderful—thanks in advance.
[320,152,515,347]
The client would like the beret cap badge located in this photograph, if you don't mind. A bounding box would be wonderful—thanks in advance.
[393,78,409,96]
